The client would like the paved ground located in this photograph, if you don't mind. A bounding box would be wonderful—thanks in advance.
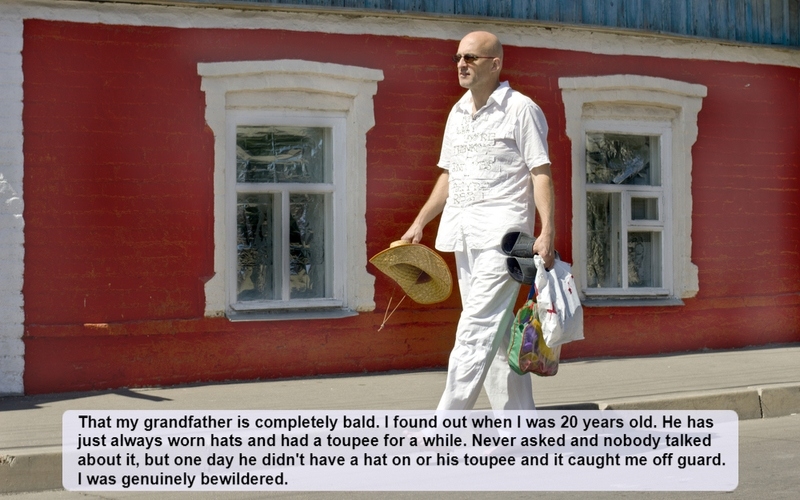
[2,344,799,496]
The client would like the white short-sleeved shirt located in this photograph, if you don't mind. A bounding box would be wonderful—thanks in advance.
[435,82,551,252]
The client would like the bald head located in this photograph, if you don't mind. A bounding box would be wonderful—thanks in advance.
[461,31,503,60]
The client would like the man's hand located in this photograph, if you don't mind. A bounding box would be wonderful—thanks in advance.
[533,232,555,270]
[401,223,424,244]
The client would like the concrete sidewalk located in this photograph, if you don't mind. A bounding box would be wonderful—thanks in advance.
[1,344,799,494]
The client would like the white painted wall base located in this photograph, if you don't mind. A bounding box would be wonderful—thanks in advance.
[0,11,24,395]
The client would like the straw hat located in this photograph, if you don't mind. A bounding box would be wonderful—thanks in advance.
[369,241,452,304]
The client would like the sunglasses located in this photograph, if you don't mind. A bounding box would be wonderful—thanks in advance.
[452,54,496,64]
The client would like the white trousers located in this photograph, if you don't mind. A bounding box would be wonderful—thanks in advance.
[436,244,535,411]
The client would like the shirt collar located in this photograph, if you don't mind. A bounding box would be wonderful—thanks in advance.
[456,81,511,113]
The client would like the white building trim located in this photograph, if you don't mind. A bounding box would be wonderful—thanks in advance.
[0,11,24,395]
[199,60,383,317]
[7,0,800,69]
[560,75,707,303]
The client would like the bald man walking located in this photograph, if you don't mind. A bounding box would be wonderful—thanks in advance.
[402,31,556,411]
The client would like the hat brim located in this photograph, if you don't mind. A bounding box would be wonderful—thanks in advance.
[370,242,452,304]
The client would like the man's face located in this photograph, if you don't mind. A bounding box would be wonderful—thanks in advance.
[455,36,498,91]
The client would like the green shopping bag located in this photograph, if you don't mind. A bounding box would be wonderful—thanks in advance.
[508,286,561,376]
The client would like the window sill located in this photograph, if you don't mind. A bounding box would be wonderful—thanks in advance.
[582,297,684,308]
[232,298,344,311]
[226,308,358,322]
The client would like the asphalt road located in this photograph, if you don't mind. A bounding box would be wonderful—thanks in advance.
[2,413,798,500]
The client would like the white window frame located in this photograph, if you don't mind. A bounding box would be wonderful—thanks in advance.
[198,60,383,320]
[560,75,707,306]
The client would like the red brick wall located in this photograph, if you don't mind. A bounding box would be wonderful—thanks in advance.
[22,20,800,393]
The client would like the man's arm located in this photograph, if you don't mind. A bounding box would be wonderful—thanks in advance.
[401,171,449,244]
[531,163,556,269]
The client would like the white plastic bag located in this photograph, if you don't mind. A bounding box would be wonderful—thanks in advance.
[533,255,584,348]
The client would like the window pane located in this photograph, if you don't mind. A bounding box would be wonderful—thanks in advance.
[631,197,659,220]
[586,133,659,186]
[587,192,621,288]
[289,193,326,299]
[628,232,662,288]
[237,193,276,301]
[236,126,326,183]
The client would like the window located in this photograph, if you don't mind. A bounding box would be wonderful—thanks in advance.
[584,125,670,296]
[233,118,342,311]
[560,75,706,305]
[199,60,383,319]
